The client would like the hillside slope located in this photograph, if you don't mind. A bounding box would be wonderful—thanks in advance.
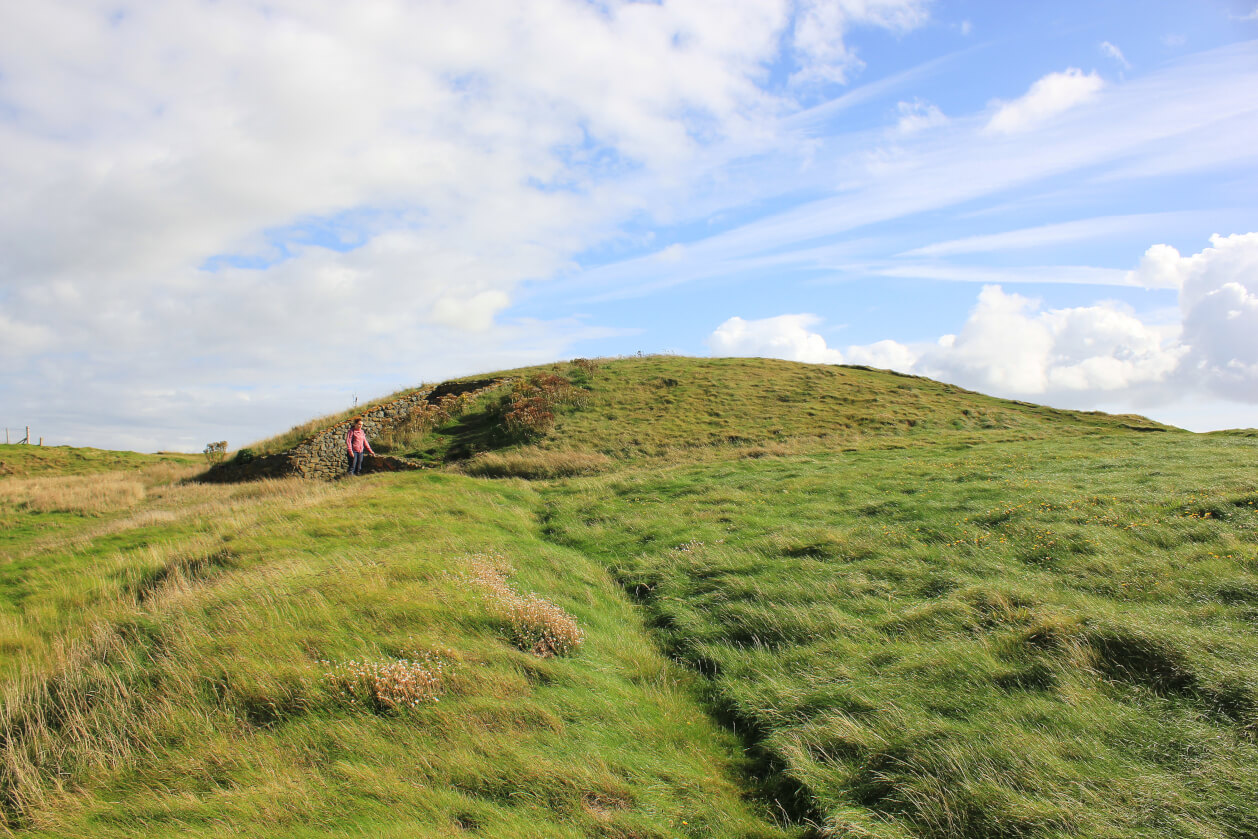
[0,450,790,836]
[2,358,1255,838]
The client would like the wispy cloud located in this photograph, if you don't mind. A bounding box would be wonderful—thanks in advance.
[865,263,1134,286]
[566,43,1258,303]
[1100,40,1132,69]
[895,99,947,134]
[900,212,1205,257]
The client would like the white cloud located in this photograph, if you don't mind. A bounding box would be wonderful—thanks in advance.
[918,235,1258,403]
[1100,41,1131,69]
[986,68,1104,134]
[708,314,844,363]
[895,98,947,134]
[790,0,931,87]
[1126,243,1193,289]
[1173,233,1258,400]
[738,235,1258,409]
[844,339,918,370]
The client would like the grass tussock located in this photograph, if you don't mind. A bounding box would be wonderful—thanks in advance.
[463,448,611,479]
[465,554,585,657]
[321,655,447,711]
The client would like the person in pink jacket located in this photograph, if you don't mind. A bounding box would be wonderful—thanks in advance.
[346,417,375,476]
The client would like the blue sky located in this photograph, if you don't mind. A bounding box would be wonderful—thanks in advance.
[1,0,1255,451]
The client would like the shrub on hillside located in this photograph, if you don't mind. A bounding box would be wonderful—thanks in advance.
[495,373,589,441]
[505,595,585,658]
[203,441,227,465]
[503,395,556,439]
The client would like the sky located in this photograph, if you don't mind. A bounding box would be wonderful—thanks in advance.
[1,0,1256,452]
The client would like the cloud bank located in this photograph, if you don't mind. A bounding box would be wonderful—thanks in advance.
[709,233,1258,415]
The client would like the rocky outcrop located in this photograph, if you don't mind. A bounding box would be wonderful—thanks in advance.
[199,378,504,483]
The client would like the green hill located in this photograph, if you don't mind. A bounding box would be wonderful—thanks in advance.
[1,358,1254,838]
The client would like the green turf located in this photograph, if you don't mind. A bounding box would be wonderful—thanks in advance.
[543,431,1258,837]
[2,357,1254,838]
[1,469,797,837]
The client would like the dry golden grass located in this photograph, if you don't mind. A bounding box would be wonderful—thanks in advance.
[0,473,147,515]
[0,461,205,516]
[9,476,342,562]
[462,447,611,479]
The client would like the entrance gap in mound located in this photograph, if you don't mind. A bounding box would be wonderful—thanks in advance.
[196,378,507,483]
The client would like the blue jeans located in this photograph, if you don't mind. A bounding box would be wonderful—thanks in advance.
[348,450,365,475]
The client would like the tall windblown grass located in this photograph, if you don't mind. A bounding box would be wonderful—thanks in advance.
[0,473,147,514]
[463,448,611,479]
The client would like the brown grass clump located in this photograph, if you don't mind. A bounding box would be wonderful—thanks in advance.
[464,554,584,658]
[504,596,584,658]
[0,473,146,515]
[322,655,446,712]
[463,448,611,479]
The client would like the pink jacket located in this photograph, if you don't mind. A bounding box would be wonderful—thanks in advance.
[346,427,374,455]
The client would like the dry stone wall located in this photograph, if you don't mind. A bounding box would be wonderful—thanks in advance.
[200,378,504,483]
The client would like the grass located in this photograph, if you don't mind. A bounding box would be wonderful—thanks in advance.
[0,463,797,837]
[0,445,197,478]
[462,448,613,479]
[3,357,1255,838]
[542,430,1258,837]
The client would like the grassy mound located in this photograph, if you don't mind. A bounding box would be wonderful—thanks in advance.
[243,356,1172,474]
[3,357,1254,838]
